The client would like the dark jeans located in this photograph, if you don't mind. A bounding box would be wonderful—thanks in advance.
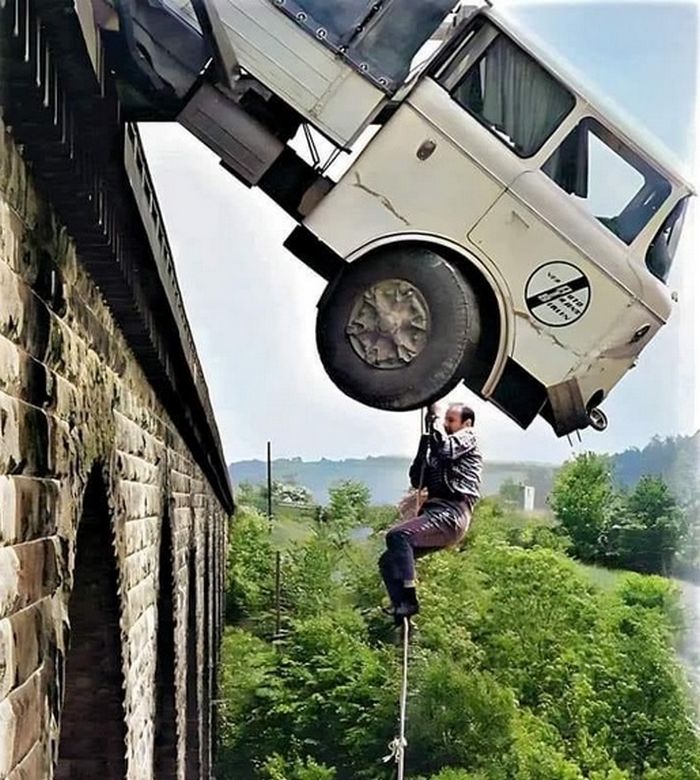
[379,498,474,606]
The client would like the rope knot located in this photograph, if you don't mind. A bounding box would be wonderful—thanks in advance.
[382,735,407,764]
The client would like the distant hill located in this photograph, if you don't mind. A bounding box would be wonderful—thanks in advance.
[228,455,559,509]
[612,431,700,503]
[229,431,700,510]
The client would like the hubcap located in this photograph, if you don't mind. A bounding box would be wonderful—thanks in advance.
[346,279,431,369]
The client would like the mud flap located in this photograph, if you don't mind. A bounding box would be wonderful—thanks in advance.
[546,378,590,436]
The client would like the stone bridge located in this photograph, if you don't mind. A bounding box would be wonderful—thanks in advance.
[0,1,233,777]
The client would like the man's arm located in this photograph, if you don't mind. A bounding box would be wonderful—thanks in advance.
[429,423,477,461]
[409,434,430,488]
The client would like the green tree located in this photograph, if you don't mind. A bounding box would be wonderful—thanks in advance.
[225,508,275,624]
[235,481,268,513]
[365,503,399,534]
[321,480,371,541]
[627,476,687,573]
[499,478,523,508]
[217,479,700,780]
[282,534,344,619]
[261,754,336,780]
[216,628,278,776]
[410,660,516,775]
[232,611,397,779]
[550,453,619,562]
[606,477,688,575]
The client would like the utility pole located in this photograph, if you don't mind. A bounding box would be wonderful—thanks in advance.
[274,551,282,637]
[266,440,273,528]
[267,440,282,639]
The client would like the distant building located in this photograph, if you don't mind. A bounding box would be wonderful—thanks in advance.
[522,485,536,512]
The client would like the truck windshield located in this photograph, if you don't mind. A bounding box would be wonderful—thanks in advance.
[438,20,575,157]
[646,197,688,282]
[542,118,672,245]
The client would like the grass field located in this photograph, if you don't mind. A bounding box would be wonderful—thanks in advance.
[271,515,315,549]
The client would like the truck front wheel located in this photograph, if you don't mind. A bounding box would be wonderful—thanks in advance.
[316,245,482,411]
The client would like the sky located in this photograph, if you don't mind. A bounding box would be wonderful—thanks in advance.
[140,0,699,465]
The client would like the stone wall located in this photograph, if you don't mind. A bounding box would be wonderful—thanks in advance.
[0,119,228,779]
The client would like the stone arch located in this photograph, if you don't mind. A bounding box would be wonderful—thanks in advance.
[55,465,127,779]
[185,548,201,779]
[153,512,178,778]
[201,520,212,778]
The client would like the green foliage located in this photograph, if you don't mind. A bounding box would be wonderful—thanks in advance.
[468,499,571,555]
[216,628,278,775]
[364,503,399,534]
[608,477,689,574]
[218,482,700,780]
[410,661,516,774]
[281,534,345,620]
[225,508,275,624]
[320,480,371,541]
[261,754,336,780]
[616,575,683,632]
[499,477,523,508]
[550,452,618,562]
[227,610,397,778]
[235,481,270,514]
[613,432,699,506]
[551,456,689,575]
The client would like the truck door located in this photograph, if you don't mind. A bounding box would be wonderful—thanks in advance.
[467,117,672,397]
[305,14,577,262]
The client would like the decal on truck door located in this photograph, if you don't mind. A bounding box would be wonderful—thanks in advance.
[525,261,591,327]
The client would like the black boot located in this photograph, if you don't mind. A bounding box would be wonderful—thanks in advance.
[379,552,405,613]
[394,586,419,626]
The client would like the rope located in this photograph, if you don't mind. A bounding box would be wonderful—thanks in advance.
[383,408,426,775]
[383,617,411,779]
[415,407,432,514]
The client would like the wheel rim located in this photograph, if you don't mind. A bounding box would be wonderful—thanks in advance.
[589,408,608,431]
[345,278,431,369]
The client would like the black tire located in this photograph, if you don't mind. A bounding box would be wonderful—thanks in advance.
[316,245,482,411]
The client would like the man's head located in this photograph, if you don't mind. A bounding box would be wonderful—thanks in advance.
[444,403,475,434]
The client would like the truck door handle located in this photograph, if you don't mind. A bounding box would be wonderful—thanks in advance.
[416,139,436,160]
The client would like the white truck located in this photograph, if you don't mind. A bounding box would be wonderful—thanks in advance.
[82,0,694,435]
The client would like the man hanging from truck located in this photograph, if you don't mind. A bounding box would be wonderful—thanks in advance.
[379,402,483,625]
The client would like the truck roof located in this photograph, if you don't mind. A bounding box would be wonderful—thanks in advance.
[479,3,695,195]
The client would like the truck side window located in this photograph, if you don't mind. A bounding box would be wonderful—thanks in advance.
[439,24,575,157]
[542,118,672,245]
[646,197,688,282]
[158,0,202,31]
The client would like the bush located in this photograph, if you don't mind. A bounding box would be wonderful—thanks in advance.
[218,485,700,779]
[261,754,336,780]
[225,508,275,625]
[216,628,278,776]
[410,661,516,774]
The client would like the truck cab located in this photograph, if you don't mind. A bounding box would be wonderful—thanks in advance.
[83,0,694,436]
